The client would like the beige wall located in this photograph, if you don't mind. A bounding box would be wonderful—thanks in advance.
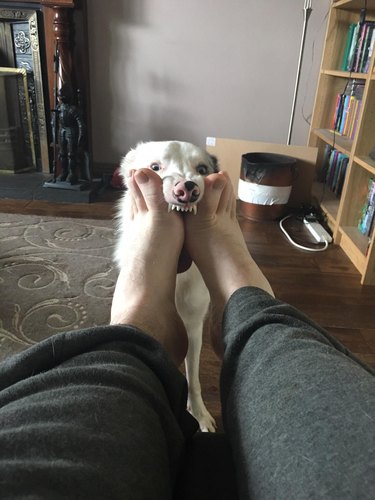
[87,0,330,165]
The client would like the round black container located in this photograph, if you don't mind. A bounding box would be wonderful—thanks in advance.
[239,152,297,221]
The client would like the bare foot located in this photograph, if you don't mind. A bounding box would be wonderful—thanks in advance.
[184,171,274,357]
[111,168,188,365]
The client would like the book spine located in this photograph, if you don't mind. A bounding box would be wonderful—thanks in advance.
[325,148,349,197]
[339,94,351,134]
[346,23,360,71]
[364,28,375,73]
[330,81,364,139]
[358,178,375,235]
[353,23,367,72]
[359,24,371,72]
[341,23,356,70]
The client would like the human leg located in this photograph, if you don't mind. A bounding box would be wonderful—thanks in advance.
[111,168,188,365]
[184,170,274,357]
[0,169,197,498]
[221,288,375,499]
[184,171,274,304]
[185,172,375,499]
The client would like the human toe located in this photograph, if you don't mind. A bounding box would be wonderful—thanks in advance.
[132,169,166,211]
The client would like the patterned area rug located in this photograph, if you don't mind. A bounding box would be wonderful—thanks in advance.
[0,213,118,361]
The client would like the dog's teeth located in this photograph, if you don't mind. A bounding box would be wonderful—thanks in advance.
[168,203,196,213]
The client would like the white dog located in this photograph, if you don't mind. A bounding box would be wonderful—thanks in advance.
[115,141,219,432]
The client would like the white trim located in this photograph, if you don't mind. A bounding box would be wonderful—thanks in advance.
[238,179,292,205]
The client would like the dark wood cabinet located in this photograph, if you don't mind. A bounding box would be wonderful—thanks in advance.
[0,0,91,174]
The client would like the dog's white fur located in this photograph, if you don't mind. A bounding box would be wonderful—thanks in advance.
[115,141,218,432]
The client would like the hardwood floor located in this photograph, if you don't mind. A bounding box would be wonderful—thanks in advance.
[203,213,375,429]
[1,193,374,431]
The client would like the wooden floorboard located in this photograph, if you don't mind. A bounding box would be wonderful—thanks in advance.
[1,194,374,431]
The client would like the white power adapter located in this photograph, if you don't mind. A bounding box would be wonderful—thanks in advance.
[303,216,332,243]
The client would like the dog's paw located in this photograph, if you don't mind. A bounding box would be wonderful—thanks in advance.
[188,399,217,433]
[197,412,217,433]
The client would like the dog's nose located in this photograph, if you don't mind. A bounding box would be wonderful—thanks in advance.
[173,180,200,203]
[184,181,197,192]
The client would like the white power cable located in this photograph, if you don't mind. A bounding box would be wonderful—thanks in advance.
[279,214,329,252]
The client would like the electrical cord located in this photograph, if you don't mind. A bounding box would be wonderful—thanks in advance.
[279,214,329,252]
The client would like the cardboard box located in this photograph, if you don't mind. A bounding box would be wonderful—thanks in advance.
[206,137,318,207]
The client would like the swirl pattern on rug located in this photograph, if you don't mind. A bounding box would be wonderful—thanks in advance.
[0,214,117,361]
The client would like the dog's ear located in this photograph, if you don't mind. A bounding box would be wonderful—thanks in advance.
[209,154,220,173]
[120,146,139,179]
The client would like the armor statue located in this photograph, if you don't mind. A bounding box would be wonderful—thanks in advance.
[56,85,86,185]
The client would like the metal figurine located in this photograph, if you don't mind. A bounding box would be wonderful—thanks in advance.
[50,42,86,185]
[55,84,86,185]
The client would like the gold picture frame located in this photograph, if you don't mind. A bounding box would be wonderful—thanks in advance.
[0,8,49,171]
[0,67,36,172]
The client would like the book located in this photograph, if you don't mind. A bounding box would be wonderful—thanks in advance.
[341,23,356,70]
[331,152,343,192]
[331,81,364,138]
[364,28,375,73]
[331,94,342,130]
[358,178,375,236]
[342,95,355,136]
[324,148,349,197]
[358,24,372,72]
[326,149,338,187]
[353,23,367,72]
[339,94,351,134]
[333,93,345,131]
[342,21,375,73]
[321,144,332,182]
[346,22,360,71]
[335,156,348,197]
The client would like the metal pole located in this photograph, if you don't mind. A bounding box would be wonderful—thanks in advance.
[287,0,312,145]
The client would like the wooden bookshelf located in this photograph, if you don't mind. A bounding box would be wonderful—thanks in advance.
[309,0,375,285]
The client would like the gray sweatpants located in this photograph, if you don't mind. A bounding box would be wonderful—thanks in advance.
[0,287,374,499]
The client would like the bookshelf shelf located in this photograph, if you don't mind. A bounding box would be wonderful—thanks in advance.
[354,155,375,175]
[309,0,375,285]
[313,128,353,156]
[322,69,367,79]
[333,0,375,11]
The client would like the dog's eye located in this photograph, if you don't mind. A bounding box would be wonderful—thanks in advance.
[196,164,209,176]
[150,163,161,171]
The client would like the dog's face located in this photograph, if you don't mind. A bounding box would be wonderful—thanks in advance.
[121,141,219,213]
